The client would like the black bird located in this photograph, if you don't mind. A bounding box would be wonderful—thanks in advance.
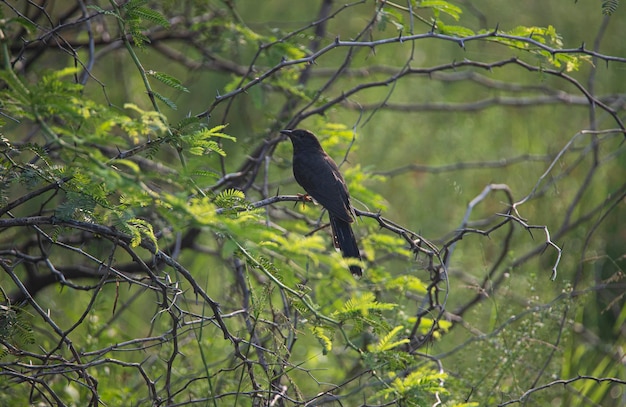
[281,129,362,276]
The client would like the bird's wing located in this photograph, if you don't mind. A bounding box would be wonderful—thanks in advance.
[293,153,354,223]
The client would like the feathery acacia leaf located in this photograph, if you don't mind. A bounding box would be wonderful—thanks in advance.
[148,71,189,93]
[602,0,620,15]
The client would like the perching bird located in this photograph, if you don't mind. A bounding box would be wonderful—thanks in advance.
[281,129,362,276]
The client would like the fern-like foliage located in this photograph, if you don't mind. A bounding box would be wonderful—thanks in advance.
[126,218,159,251]
[311,326,333,355]
[481,25,592,71]
[0,304,35,354]
[369,325,410,352]
[418,0,463,21]
[255,255,283,282]
[152,91,178,110]
[183,124,236,157]
[376,367,450,405]
[148,71,189,93]
[337,292,397,317]
[121,0,170,47]
[602,0,620,15]
[330,292,396,335]
[147,71,190,111]
[214,188,246,209]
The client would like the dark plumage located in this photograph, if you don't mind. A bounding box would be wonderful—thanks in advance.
[281,129,362,276]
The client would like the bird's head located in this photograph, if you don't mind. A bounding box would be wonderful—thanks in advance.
[280,129,323,151]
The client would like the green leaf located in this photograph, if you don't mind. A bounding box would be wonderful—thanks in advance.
[215,189,246,209]
[420,0,463,21]
[333,292,397,321]
[122,0,170,28]
[111,159,141,174]
[182,125,236,157]
[377,367,449,402]
[148,71,189,93]
[152,91,177,110]
[376,9,404,32]
[479,25,590,71]
[125,218,158,252]
[369,325,410,352]
[602,0,619,15]
[388,275,428,295]
[438,22,475,37]
[130,7,170,28]
[9,17,38,33]
[311,326,333,354]
[188,146,204,156]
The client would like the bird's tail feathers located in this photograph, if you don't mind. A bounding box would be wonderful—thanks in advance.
[329,215,363,276]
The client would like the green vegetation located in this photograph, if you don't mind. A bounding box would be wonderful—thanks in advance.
[0,1,624,406]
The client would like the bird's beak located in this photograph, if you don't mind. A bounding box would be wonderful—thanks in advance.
[280,129,293,137]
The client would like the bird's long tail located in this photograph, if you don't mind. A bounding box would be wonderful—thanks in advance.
[329,214,362,276]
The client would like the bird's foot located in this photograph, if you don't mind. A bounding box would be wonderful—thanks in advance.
[294,193,316,210]
[297,193,314,202]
